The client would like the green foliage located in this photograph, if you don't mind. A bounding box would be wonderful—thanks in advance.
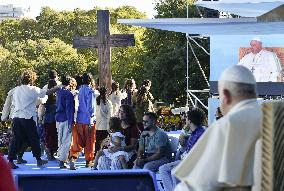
[141,0,209,105]
[0,39,87,107]
[0,2,209,109]
[0,6,147,109]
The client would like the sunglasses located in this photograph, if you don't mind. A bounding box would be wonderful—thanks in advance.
[142,120,151,124]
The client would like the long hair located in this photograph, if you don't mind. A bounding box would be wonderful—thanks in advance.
[46,79,57,105]
[111,81,119,95]
[120,104,137,126]
[109,117,122,133]
[124,79,134,91]
[96,86,107,105]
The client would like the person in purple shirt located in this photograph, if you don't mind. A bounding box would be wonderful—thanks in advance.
[55,75,75,169]
[159,108,206,191]
[69,73,97,170]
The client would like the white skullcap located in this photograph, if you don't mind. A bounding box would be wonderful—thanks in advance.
[219,65,256,85]
[251,37,262,42]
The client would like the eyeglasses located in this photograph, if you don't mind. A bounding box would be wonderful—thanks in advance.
[142,120,150,124]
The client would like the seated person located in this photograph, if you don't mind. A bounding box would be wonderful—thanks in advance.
[175,120,191,160]
[159,108,206,191]
[94,117,129,170]
[133,112,172,172]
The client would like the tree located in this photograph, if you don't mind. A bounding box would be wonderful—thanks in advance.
[141,0,209,105]
[0,6,147,108]
[0,39,87,107]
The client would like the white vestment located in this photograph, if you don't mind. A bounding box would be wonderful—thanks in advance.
[238,49,282,82]
[173,99,262,191]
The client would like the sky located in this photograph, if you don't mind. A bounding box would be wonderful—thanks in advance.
[0,0,157,18]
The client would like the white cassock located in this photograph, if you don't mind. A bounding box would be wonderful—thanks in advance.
[238,49,282,82]
[172,99,262,191]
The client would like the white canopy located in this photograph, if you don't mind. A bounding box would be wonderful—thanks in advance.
[118,0,284,35]
[118,18,284,35]
[195,0,284,17]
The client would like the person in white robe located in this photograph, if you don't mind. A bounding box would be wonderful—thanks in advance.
[238,38,282,82]
[173,65,262,191]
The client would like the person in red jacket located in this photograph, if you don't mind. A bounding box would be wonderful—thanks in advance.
[0,155,17,191]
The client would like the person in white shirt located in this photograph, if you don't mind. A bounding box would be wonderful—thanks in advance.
[173,65,262,191]
[109,81,123,117]
[95,86,113,158]
[238,38,282,82]
[7,69,60,169]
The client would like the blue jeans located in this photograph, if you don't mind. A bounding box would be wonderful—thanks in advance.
[159,160,181,191]
[133,156,170,172]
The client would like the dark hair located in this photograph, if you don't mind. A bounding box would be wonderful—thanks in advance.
[124,78,134,90]
[21,69,37,85]
[111,81,119,94]
[61,75,71,86]
[141,79,151,87]
[96,78,100,87]
[216,107,223,120]
[96,86,107,105]
[120,104,137,126]
[47,79,57,104]
[75,75,82,88]
[82,73,92,85]
[48,70,58,79]
[137,86,147,105]
[144,112,157,121]
[109,117,122,133]
[187,108,206,126]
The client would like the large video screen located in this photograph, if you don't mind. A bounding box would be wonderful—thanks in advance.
[210,35,284,95]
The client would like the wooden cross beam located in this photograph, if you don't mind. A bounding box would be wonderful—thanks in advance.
[73,10,135,91]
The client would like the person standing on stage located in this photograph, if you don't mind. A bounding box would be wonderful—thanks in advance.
[7,69,60,169]
[55,75,75,169]
[69,73,97,170]
[43,79,58,160]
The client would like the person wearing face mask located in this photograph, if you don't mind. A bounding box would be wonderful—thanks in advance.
[133,112,172,172]
[159,108,206,191]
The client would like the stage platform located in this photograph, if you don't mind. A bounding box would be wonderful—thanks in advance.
[11,152,92,172]
[10,152,160,191]
[5,130,182,191]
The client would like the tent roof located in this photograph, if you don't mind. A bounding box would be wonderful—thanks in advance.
[118,18,284,35]
[195,0,284,17]
[118,1,284,35]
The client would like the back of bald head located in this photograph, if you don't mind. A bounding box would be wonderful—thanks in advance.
[219,65,257,98]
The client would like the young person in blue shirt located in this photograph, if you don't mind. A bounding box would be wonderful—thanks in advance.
[69,73,97,170]
[55,75,75,169]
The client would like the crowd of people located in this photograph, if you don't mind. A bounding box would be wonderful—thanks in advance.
[0,69,166,171]
[0,64,263,191]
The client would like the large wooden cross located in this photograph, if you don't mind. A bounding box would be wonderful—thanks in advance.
[73,10,135,90]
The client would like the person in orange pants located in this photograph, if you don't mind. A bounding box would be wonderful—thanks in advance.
[69,123,96,168]
[69,73,98,170]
